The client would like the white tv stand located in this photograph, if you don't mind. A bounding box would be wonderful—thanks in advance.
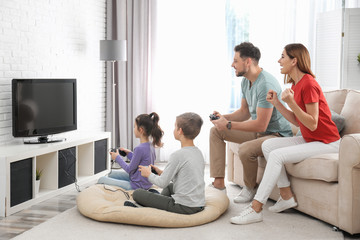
[0,131,111,217]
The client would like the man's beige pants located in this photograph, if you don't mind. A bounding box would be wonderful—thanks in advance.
[209,126,279,189]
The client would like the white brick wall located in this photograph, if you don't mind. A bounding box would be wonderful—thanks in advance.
[0,0,107,145]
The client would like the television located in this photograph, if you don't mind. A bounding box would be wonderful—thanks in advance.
[12,78,77,144]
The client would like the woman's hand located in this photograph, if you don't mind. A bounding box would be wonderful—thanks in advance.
[281,88,295,105]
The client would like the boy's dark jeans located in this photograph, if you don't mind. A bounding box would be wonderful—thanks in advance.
[132,183,204,214]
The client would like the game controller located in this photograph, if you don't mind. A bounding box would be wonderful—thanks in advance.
[209,114,220,120]
[151,166,158,175]
[110,148,127,157]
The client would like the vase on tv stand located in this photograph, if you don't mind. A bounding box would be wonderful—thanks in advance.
[35,169,43,195]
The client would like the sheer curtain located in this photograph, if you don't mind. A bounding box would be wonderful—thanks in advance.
[246,0,344,85]
[106,0,156,150]
[150,0,228,162]
[107,0,356,161]
[150,0,348,163]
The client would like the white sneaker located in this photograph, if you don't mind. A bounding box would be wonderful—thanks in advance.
[233,186,256,203]
[230,205,263,225]
[268,196,297,213]
[208,183,227,193]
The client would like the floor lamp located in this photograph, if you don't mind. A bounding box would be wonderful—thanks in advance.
[100,40,127,147]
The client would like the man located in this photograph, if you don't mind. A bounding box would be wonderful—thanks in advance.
[210,42,292,203]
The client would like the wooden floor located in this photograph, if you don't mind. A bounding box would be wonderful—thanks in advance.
[1,164,359,240]
[0,164,156,240]
[0,162,196,239]
[0,183,85,240]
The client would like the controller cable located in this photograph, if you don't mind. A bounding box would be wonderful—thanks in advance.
[100,155,130,199]
[102,160,130,199]
[108,158,115,176]
[102,184,130,200]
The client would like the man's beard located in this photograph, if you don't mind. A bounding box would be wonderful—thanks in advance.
[236,71,246,77]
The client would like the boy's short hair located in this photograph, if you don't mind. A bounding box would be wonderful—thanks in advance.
[176,112,203,140]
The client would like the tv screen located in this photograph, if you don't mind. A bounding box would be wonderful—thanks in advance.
[12,79,77,144]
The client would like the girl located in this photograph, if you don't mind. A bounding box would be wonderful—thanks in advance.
[230,43,341,225]
[97,112,163,190]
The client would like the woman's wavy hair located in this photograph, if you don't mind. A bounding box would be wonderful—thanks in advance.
[283,43,315,84]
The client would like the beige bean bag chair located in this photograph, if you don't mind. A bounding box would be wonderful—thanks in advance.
[77,184,229,227]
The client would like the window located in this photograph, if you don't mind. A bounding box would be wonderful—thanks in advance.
[151,0,345,162]
[225,0,249,112]
[151,0,227,162]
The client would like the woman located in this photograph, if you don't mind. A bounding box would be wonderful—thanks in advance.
[230,43,341,225]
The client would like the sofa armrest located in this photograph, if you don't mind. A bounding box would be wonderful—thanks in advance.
[226,142,235,182]
[338,134,360,234]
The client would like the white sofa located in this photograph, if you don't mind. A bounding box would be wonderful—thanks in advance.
[227,89,360,235]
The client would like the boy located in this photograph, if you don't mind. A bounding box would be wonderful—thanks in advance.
[125,112,205,214]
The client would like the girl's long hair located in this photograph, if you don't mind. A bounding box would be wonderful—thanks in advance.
[135,112,164,147]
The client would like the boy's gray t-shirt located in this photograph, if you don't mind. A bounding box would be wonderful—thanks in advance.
[148,146,206,207]
[241,70,293,137]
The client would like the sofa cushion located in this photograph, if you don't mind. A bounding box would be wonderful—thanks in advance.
[285,153,338,182]
[330,110,346,133]
[340,90,360,136]
[257,156,267,168]
[228,142,240,157]
[324,89,348,114]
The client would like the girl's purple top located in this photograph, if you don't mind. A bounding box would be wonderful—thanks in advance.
[115,142,156,190]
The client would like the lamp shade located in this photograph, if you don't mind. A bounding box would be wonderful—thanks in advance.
[100,40,127,61]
